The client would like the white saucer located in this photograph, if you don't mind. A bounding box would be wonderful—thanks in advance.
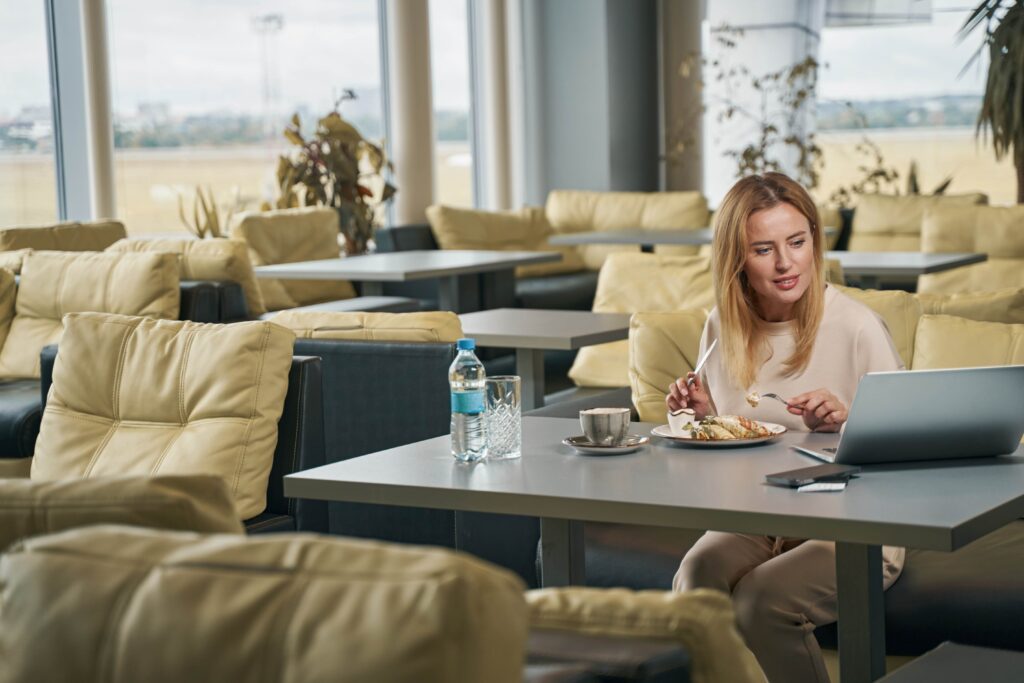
[562,434,650,456]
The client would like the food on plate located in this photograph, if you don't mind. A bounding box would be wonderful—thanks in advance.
[745,392,760,408]
[680,415,773,441]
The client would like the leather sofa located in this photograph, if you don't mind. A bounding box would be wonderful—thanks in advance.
[3,313,328,534]
[0,520,769,683]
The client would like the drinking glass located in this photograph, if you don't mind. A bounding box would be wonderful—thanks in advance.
[485,376,521,459]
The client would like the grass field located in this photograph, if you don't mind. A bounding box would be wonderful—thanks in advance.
[0,129,1016,233]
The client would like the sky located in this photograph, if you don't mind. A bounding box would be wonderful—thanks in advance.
[0,1,990,120]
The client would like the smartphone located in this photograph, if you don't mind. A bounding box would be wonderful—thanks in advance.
[765,463,860,488]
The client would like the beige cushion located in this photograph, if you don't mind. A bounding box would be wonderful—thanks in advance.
[0,475,243,550]
[848,193,986,252]
[231,207,355,311]
[426,204,585,277]
[108,238,266,317]
[0,251,180,379]
[919,259,1024,294]
[0,457,32,478]
[916,288,1024,325]
[272,310,463,342]
[0,248,32,274]
[628,310,708,423]
[546,190,710,269]
[833,286,922,367]
[912,314,1024,370]
[569,254,714,388]
[527,587,765,683]
[0,268,15,352]
[31,313,295,521]
[921,204,1024,257]
[818,204,843,250]
[0,525,528,683]
[0,220,127,252]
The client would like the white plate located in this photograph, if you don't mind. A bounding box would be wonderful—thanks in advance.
[562,434,650,456]
[651,421,787,448]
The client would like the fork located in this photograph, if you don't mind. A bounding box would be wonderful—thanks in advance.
[762,392,796,409]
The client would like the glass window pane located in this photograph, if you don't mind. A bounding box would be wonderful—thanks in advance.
[817,2,1015,205]
[0,3,58,227]
[107,0,384,235]
[430,0,474,207]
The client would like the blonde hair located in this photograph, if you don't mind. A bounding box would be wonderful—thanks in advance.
[711,173,826,389]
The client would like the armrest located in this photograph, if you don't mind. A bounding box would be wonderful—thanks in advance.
[263,356,327,533]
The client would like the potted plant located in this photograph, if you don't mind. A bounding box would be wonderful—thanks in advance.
[268,94,397,254]
[960,1,1024,203]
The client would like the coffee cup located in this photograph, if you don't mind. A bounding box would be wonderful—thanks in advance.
[580,407,630,446]
[667,408,696,436]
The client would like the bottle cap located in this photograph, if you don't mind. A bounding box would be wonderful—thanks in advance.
[457,338,475,350]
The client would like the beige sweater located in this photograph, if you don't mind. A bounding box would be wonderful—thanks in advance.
[699,285,904,432]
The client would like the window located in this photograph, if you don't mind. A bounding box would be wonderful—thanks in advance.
[816,1,1014,205]
[0,2,58,227]
[429,0,474,207]
[106,0,385,235]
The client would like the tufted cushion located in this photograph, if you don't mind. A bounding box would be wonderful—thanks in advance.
[527,588,764,683]
[848,193,987,252]
[0,251,180,379]
[0,248,32,274]
[31,313,295,520]
[916,288,1024,325]
[569,254,714,388]
[546,190,710,269]
[108,238,266,317]
[0,219,127,252]
[0,476,243,550]
[231,207,355,311]
[834,285,922,367]
[912,314,1024,370]
[272,310,462,342]
[427,204,584,277]
[628,310,708,423]
[0,525,529,683]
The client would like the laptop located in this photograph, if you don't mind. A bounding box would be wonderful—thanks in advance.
[794,365,1024,465]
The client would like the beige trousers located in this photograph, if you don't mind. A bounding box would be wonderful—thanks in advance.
[673,532,905,683]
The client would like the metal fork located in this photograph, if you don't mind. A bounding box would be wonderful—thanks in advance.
[762,392,795,408]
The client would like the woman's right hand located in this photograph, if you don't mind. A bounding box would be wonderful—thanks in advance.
[666,372,712,420]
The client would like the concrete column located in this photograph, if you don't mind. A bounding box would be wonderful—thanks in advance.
[385,0,435,224]
[81,0,116,219]
[703,0,825,206]
[472,0,511,210]
[659,0,705,193]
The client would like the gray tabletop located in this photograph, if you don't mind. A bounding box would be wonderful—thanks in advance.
[285,416,1024,551]
[460,309,632,350]
[254,249,561,281]
[548,227,838,247]
[826,251,987,278]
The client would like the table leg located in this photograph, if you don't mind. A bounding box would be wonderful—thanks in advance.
[539,518,585,587]
[517,348,545,410]
[857,275,880,290]
[438,276,460,312]
[360,281,384,297]
[836,542,886,683]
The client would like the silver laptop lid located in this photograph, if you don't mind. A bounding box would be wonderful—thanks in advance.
[835,365,1024,465]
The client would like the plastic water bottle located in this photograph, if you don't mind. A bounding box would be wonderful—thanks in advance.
[450,338,486,462]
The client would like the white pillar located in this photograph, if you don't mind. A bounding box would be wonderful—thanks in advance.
[472,0,511,210]
[385,0,435,224]
[703,0,825,206]
[81,0,116,219]
[660,0,705,193]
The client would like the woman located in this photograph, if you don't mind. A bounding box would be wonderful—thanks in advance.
[666,173,904,683]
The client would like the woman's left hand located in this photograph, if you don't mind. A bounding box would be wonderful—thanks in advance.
[787,389,848,432]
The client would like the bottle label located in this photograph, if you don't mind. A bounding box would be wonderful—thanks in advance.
[451,390,485,414]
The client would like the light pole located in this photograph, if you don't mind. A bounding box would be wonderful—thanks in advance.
[251,14,284,141]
